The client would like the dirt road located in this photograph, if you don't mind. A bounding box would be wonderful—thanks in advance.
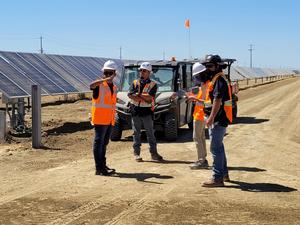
[0,77,299,225]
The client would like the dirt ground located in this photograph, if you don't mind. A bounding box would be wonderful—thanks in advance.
[0,77,299,225]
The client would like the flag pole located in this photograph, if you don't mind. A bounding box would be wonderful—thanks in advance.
[188,26,191,60]
[185,19,191,59]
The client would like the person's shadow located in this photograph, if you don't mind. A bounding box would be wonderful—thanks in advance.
[113,172,174,184]
[142,159,194,165]
[226,180,297,192]
[232,116,269,124]
[228,166,266,172]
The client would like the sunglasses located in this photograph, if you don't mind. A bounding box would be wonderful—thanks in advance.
[140,69,149,73]
[103,71,114,76]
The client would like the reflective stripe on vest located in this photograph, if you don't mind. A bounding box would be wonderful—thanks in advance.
[210,72,233,123]
[91,81,117,125]
[131,79,156,109]
[193,81,211,121]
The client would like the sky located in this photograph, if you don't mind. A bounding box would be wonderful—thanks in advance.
[0,0,299,69]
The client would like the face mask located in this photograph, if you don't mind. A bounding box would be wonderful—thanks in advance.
[206,70,217,79]
[199,73,209,83]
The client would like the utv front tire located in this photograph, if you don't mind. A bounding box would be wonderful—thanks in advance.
[110,117,123,141]
[164,113,178,141]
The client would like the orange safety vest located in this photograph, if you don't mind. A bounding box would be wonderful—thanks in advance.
[193,81,211,121]
[210,72,233,123]
[131,79,156,111]
[91,81,117,125]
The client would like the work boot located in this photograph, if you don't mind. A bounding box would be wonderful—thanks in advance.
[202,179,224,188]
[134,155,143,162]
[223,174,230,182]
[189,160,209,170]
[95,169,109,176]
[105,166,116,174]
[151,153,164,161]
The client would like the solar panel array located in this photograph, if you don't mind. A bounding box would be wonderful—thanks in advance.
[0,50,297,98]
[229,66,296,81]
[0,51,124,99]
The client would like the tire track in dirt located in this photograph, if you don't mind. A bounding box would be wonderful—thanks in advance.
[0,160,90,206]
[47,197,123,225]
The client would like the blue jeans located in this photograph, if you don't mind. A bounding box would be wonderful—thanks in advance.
[132,115,157,155]
[209,124,228,181]
[93,125,112,170]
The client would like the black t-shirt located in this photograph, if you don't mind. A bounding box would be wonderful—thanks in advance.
[209,76,230,127]
[91,82,114,99]
[128,79,157,116]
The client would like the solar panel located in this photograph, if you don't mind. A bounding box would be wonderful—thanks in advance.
[0,55,47,95]
[29,53,79,93]
[0,71,29,97]
[2,52,68,95]
[40,54,89,92]
[49,55,92,86]
[62,55,97,81]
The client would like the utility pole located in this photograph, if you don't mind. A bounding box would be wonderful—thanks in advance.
[248,44,254,68]
[119,46,122,60]
[40,36,44,54]
[163,51,165,61]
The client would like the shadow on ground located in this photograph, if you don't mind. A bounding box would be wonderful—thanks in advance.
[232,116,269,124]
[143,159,194,164]
[228,166,266,172]
[46,121,93,135]
[226,180,297,192]
[113,172,174,184]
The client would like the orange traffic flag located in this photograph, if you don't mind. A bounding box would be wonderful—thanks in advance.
[185,19,190,28]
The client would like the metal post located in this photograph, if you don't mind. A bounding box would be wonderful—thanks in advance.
[32,85,41,148]
[0,111,6,142]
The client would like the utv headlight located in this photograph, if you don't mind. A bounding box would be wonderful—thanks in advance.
[157,98,170,105]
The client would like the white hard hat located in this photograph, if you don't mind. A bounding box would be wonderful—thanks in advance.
[192,62,206,76]
[102,60,117,71]
[139,62,152,72]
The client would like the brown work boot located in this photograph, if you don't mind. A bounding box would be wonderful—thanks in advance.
[202,179,224,188]
[151,153,164,161]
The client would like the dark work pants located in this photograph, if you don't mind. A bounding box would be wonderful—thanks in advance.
[93,124,112,170]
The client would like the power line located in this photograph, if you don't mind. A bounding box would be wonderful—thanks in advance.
[40,36,44,54]
[248,44,254,68]
[119,46,122,60]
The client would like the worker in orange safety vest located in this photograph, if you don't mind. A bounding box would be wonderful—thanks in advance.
[90,60,118,176]
[187,62,212,169]
[200,54,233,188]
[128,62,164,162]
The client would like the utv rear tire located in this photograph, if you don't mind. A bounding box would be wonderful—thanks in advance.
[110,118,122,141]
[164,113,178,141]
[233,105,238,119]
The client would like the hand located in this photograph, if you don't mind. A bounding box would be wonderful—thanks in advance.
[187,96,197,102]
[206,116,214,128]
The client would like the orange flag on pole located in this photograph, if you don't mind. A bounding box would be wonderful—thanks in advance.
[185,19,190,28]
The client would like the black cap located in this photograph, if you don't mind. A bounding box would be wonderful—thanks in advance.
[201,54,222,65]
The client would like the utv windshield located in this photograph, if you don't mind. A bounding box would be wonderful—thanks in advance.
[121,67,174,92]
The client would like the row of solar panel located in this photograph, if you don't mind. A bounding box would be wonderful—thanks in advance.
[0,51,296,98]
[229,66,296,80]
[0,51,124,98]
